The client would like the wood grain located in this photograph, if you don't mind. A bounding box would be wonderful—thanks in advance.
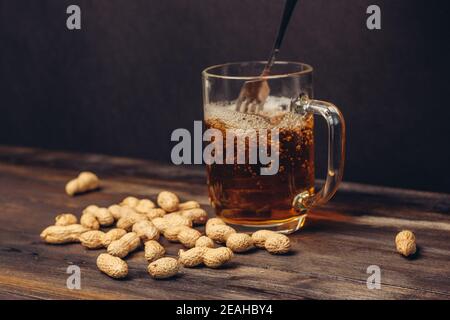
[0,145,449,300]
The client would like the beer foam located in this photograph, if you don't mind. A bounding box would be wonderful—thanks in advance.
[204,96,305,129]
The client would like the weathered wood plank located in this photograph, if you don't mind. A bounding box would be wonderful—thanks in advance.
[0,146,449,299]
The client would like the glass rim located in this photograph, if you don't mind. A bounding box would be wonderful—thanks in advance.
[202,61,313,80]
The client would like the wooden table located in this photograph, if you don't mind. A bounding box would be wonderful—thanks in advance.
[0,145,449,300]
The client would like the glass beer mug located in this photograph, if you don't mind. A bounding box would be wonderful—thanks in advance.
[202,61,345,233]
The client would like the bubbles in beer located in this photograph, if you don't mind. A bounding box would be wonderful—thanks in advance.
[204,96,306,130]
[204,96,315,225]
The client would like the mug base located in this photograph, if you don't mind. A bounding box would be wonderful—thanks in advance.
[219,214,307,234]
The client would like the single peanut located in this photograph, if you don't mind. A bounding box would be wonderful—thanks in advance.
[205,217,226,229]
[120,196,140,208]
[395,230,417,257]
[148,257,179,279]
[113,205,137,221]
[80,212,100,230]
[178,200,200,211]
[395,230,416,243]
[135,199,156,214]
[180,208,208,225]
[163,214,192,229]
[65,171,99,196]
[83,205,114,226]
[203,247,234,268]
[102,228,127,247]
[120,197,155,214]
[132,220,160,241]
[163,225,191,242]
[163,212,182,219]
[206,224,236,243]
[178,247,207,267]
[107,232,141,258]
[177,228,202,248]
[157,191,180,212]
[54,213,78,226]
[97,253,128,279]
[226,233,254,253]
[79,230,105,249]
[264,234,291,254]
[116,209,147,231]
[144,240,165,262]
[151,217,170,232]
[146,208,166,220]
[40,224,90,244]
[82,205,98,214]
[108,204,123,220]
[95,208,114,226]
[195,236,215,248]
[397,240,416,257]
[251,230,277,248]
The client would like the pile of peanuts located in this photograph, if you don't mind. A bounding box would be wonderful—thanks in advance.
[40,190,291,280]
[42,171,418,280]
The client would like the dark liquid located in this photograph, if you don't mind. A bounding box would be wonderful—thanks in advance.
[205,112,314,226]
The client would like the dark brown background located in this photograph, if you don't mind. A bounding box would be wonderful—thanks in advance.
[0,0,449,192]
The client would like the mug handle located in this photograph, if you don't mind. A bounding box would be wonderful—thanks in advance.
[292,94,346,212]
